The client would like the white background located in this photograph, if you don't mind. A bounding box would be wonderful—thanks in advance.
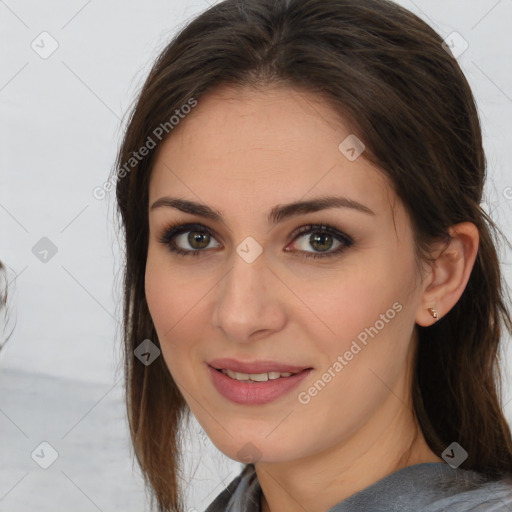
[1,0,512,511]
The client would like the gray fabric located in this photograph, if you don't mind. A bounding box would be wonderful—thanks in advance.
[204,462,512,511]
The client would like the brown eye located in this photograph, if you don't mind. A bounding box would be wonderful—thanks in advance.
[287,224,354,260]
[159,222,354,260]
[159,223,221,257]
[185,231,211,250]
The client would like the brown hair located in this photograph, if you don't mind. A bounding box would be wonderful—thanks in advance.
[0,260,14,352]
[112,0,512,510]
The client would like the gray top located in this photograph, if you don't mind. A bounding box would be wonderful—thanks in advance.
[204,462,512,511]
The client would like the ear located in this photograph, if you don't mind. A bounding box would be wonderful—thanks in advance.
[415,222,479,327]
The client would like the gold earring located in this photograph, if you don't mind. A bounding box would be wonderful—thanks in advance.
[427,307,438,320]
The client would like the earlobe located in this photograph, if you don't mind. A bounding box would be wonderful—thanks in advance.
[427,307,438,320]
[415,222,479,327]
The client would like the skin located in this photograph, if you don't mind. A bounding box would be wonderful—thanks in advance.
[145,84,479,512]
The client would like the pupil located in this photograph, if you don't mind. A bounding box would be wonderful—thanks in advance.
[311,233,332,252]
[189,232,209,249]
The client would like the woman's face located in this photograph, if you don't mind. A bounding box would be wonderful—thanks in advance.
[145,85,428,465]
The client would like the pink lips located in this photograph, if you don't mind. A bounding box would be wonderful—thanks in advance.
[206,359,313,405]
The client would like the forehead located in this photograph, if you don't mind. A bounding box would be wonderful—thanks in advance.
[149,85,394,221]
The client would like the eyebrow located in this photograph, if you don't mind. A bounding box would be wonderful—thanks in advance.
[150,195,375,225]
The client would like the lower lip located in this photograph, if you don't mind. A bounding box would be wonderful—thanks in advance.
[207,364,313,405]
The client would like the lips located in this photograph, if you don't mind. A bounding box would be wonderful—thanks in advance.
[208,365,314,405]
[207,357,312,375]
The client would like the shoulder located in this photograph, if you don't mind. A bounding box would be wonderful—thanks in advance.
[204,464,260,512]
[325,463,512,512]
[424,474,512,512]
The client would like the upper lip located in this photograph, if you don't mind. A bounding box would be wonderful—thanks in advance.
[208,358,312,374]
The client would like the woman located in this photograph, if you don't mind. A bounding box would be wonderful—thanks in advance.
[112,0,512,510]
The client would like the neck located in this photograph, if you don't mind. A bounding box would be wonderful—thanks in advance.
[255,402,442,512]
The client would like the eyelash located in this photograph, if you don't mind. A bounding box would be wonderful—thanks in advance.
[157,221,354,260]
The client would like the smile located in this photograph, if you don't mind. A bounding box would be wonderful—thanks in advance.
[207,364,313,405]
[219,368,297,382]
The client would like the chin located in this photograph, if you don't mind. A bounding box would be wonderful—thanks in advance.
[208,434,297,465]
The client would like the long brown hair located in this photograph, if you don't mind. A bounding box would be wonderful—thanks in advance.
[112,0,512,510]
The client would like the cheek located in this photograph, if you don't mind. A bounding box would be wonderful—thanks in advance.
[310,252,416,362]
[145,257,170,333]
[291,265,415,430]
[145,251,193,333]
[319,268,395,325]
[145,256,190,353]
[144,254,210,376]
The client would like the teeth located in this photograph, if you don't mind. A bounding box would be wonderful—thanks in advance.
[221,369,295,382]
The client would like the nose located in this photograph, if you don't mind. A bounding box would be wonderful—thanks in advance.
[212,244,287,343]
